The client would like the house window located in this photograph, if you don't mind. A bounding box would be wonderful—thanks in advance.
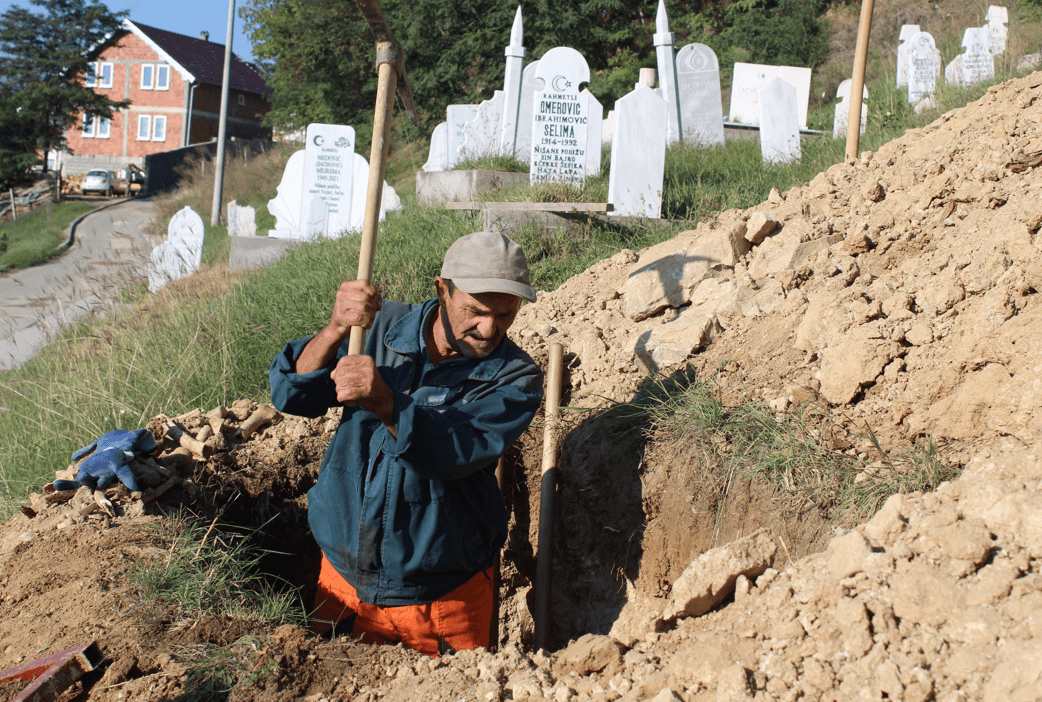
[237,94,245,106]
[152,115,167,142]
[137,115,151,140]
[97,117,111,139]
[156,65,170,90]
[82,114,96,138]
[98,62,113,89]
[141,64,154,90]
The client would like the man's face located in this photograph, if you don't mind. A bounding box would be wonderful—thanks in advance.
[435,276,522,360]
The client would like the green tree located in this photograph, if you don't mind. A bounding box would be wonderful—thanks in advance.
[0,0,129,171]
[0,86,42,190]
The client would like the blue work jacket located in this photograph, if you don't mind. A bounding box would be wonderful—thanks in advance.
[269,298,543,606]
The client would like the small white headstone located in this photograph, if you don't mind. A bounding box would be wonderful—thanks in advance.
[447,105,479,168]
[676,43,725,147]
[423,122,449,172]
[235,204,257,236]
[268,150,305,237]
[602,110,616,147]
[529,47,591,185]
[833,79,868,139]
[149,205,204,293]
[461,91,505,162]
[897,25,920,88]
[730,63,812,129]
[959,27,995,86]
[987,5,1008,56]
[608,84,667,218]
[301,123,357,239]
[513,61,542,162]
[583,89,604,177]
[227,200,238,236]
[759,78,800,164]
[907,31,941,104]
[945,55,965,88]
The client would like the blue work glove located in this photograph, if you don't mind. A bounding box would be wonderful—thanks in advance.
[52,429,158,493]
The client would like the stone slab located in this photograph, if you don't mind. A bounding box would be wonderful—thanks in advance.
[229,236,294,272]
[729,63,812,129]
[415,170,529,206]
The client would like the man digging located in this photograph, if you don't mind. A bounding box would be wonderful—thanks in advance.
[270,231,543,656]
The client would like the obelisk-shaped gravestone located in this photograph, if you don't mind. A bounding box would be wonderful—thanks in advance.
[513,61,541,162]
[896,25,920,88]
[608,84,667,218]
[447,105,479,168]
[498,6,527,157]
[907,32,940,104]
[987,6,1008,56]
[422,122,449,172]
[301,123,356,238]
[675,43,725,147]
[833,79,867,139]
[759,78,800,164]
[653,0,681,145]
[960,28,995,86]
[529,48,590,185]
[583,89,604,177]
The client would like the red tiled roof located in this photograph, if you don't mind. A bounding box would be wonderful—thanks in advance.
[130,21,272,95]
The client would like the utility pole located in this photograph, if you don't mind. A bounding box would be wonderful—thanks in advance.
[210,0,236,226]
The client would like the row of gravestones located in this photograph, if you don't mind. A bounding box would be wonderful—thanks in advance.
[898,6,1008,107]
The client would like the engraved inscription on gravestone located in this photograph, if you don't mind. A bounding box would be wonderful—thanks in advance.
[675,43,724,147]
[301,123,356,238]
[530,47,591,185]
[907,32,940,104]
[960,28,994,86]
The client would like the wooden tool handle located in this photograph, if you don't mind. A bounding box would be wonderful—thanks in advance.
[349,59,397,356]
[533,342,565,650]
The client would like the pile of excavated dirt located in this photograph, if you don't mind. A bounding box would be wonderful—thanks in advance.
[1,72,1042,701]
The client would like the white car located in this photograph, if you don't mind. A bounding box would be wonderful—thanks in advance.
[80,169,112,196]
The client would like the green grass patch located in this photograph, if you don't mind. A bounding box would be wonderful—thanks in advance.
[607,366,962,530]
[0,201,97,269]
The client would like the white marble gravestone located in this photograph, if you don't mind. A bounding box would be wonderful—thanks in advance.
[987,6,1008,56]
[729,63,812,129]
[945,55,965,88]
[513,61,542,161]
[268,149,399,240]
[896,25,920,88]
[602,110,615,147]
[447,105,479,168]
[499,6,527,156]
[461,91,505,161]
[759,78,800,164]
[583,89,604,177]
[529,47,591,185]
[227,200,238,236]
[301,123,357,239]
[833,79,868,139]
[235,203,257,237]
[653,0,681,145]
[423,122,449,172]
[960,28,995,86]
[608,84,667,218]
[149,205,204,293]
[676,43,725,147]
[907,32,941,104]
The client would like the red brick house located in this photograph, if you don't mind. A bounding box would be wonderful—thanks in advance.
[62,19,272,174]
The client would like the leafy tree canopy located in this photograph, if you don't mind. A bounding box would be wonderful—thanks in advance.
[0,0,129,170]
[241,0,831,139]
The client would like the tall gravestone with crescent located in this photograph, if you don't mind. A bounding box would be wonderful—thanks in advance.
[987,6,1008,56]
[833,79,868,139]
[675,43,725,147]
[529,48,591,185]
[608,84,667,218]
[907,32,941,104]
[759,78,800,165]
[300,123,356,238]
[896,25,920,88]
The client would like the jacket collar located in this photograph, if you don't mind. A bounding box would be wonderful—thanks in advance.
[383,298,508,381]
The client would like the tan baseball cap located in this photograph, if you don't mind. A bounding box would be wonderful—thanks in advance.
[440,231,537,302]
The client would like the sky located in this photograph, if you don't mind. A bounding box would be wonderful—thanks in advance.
[0,0,258,63]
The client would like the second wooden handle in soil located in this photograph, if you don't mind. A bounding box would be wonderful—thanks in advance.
[533,342,564,651]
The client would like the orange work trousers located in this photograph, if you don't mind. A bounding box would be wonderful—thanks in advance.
[311,554,493,657]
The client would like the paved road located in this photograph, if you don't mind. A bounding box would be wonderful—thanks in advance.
[0,198,157,371]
